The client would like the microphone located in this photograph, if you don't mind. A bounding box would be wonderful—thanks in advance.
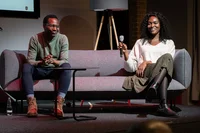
[119,35,124,57]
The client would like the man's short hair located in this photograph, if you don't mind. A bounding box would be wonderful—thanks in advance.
[43,14,58,25]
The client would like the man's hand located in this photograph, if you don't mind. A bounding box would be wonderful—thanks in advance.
[42,55,60,66]
[44,55,53,64]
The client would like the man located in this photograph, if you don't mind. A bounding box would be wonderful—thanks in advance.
[22,14,71,117]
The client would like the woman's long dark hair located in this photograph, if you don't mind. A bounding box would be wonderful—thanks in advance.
[140,12,172,43]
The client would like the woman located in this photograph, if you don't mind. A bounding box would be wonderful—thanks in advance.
[119,12,176,116]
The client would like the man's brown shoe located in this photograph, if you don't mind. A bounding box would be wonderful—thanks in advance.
[54,96,65,117]
[27,97,38,117]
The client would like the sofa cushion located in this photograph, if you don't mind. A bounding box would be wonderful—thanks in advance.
[4,77,185,93]
[168,79,185,91]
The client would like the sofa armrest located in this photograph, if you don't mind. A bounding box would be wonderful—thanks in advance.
[0,49,26,89]
[173,49,192,89]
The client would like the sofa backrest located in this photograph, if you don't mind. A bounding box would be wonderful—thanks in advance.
[13,49,191,81]
[68,50,133,77]
[173,49,192,88]
[14,50,133,77]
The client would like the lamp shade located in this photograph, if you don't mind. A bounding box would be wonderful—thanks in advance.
[90,0,128,11]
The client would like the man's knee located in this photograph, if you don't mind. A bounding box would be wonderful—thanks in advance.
[60,63,71,74]
[60,63,71,68]
[23,63,33,73]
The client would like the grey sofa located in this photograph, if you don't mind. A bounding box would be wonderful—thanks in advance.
[0,49,191,104]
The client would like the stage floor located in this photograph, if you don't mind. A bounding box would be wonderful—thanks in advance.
[0,100,200,133]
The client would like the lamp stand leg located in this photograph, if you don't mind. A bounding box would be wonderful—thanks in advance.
[109,16,113,50]
[94,15,104,50]
[110,13,119,47]
[94,11,119,50]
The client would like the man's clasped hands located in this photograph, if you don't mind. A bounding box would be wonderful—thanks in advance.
[38,54,56,66]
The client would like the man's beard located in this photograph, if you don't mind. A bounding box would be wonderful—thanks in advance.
[46,30,58,37]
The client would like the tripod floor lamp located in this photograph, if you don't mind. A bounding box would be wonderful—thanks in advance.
[90,0,128,50]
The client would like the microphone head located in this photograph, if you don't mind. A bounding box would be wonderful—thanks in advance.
[119,35,124,42]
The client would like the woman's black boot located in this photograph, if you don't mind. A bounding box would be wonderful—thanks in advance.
[156,77,177,117]
[157,103,177,117]
[150,68,167,90]
[146,68,167,102]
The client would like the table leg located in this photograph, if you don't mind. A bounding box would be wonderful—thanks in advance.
[72,70,97,121]
[54,80,57,117]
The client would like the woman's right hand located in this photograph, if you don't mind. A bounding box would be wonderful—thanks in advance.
[119,42,127,51]
[119,42,129,61]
